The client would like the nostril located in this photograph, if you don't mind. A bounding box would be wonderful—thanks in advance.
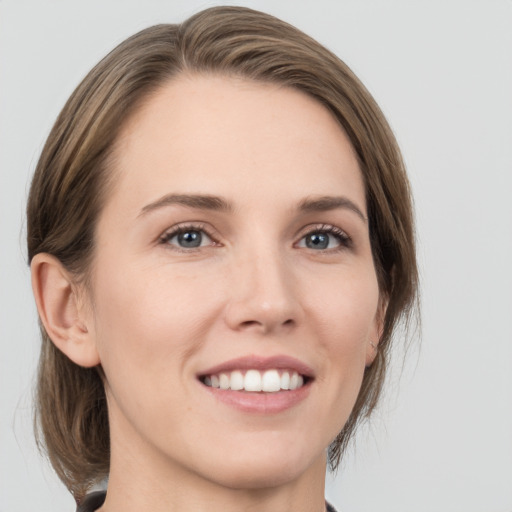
[240,320,261,328]
[224,295,299,333]
[239,318,295,330]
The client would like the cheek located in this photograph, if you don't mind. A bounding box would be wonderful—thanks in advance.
[90,260,227,376]
[87,262,228,440]
[310,268,380,344]
[306,269,379,409]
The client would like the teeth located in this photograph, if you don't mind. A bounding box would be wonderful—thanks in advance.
[244,370,262,391]
[289,372,299,390]
[280,371,290,390]
[230,370,244,391]
[261,369,281,392]
[219,373,230,390]
[203,369,306,392]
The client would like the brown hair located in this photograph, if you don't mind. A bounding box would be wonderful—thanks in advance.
[27,5,418,500]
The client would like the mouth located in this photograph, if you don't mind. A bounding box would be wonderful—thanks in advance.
[197,355,314,413]
[197,355,314,395]
[200,369,310,392]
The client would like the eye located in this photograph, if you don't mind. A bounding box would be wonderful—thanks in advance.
[296,225,351,251]
[172,230,208,248]
[160,224,216,250]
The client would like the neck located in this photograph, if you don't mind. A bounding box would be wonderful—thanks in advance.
[100,425,327,512]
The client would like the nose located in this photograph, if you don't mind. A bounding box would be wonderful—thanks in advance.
[223,245,301,335]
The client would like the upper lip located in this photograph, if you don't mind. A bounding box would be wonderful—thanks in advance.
[198,355,315,378]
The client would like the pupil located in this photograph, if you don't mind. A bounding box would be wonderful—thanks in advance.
[306,233,328,249]
[178,231,202,248]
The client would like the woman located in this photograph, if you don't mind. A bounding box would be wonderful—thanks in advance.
[27,6,418,512]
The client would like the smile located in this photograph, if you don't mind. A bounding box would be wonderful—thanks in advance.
[197,355,314,414]
[201,369,306,392]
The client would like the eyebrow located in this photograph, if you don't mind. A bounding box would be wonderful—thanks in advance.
[298,196,367,223]
[139,193,366,223]
[139,194,233,217]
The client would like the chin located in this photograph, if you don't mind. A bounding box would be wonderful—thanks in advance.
[208,465,306,491]
[191,443,325,490]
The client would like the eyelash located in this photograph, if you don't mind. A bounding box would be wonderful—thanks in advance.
[159,223,219,252]
[296,224,353,252]
[158,223,352,252]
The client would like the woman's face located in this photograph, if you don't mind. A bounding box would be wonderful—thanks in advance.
[85,75,381,489]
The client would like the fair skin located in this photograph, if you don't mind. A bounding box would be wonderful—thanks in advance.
[32,75,381,512]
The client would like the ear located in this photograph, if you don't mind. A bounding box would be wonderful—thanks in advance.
[365,297,387,367]
[31,253,100,368]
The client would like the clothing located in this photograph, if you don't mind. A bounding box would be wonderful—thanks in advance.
[77,491,106,512]
[77,490,339,512]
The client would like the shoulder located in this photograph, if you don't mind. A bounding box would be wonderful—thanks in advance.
[76,491,106,512]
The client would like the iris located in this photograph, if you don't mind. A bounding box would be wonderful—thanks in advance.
[306,232,329,249]
[177,230,202,248]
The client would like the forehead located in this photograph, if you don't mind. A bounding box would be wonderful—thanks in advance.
[108,74,365,215]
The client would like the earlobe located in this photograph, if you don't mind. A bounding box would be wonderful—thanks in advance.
[31,253,100,368]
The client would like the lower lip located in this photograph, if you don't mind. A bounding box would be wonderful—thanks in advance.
[200,381,312,414]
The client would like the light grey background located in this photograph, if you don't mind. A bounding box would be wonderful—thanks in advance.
[1,1,511,511]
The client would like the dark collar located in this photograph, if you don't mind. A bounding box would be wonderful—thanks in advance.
[76,491,106,512]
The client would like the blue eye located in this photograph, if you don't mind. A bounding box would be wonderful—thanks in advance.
[174,230,203,248]
[297,226,351,251]
[161,227,214,249]
[305,232,332,249]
